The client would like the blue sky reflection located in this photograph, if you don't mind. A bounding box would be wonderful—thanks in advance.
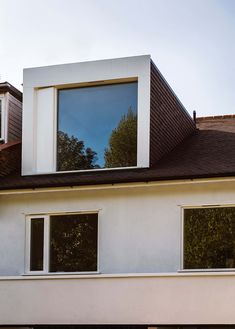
[58,82,137,167]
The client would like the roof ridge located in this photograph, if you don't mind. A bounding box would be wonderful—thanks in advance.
[197,114,235,121]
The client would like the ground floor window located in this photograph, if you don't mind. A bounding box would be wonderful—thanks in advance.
[26,212,98,274]
[184,207,235,270]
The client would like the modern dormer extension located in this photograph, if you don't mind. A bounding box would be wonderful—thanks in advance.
[22,55,195,175]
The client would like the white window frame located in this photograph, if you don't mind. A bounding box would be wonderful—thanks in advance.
[25,211,99,275]
[55,79,139,173]
[180,204,235,272]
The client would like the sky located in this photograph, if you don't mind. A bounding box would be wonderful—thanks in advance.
[1,0,235,117]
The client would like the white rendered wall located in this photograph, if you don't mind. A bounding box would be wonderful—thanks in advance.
[22,55,151,175]
[0,180,235,276]
[1,273,235,325]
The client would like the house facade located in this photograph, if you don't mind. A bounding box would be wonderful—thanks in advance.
[0,56,235,328]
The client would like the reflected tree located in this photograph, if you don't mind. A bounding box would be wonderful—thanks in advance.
[104,107,137,167]
[50,214,98,272]
[184,207,235,269]
[57,131,99,171]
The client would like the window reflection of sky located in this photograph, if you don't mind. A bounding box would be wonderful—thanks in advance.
[58,82,137,167]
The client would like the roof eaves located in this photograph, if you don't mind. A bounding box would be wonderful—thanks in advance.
[0,82,22,102]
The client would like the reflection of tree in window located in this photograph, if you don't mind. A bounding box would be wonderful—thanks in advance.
[50,214,98,272]
[184,207,235,269]
[104,107,137,168]
[57,131,99,171]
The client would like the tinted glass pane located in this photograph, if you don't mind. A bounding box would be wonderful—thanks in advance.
[57,82,137,171]
[184,207,235,269]
[30,218,44,271]
[49,213,98,272]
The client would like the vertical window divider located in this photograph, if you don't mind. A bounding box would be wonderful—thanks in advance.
[180,207,184,270]
[53,87,57,172]
[44,215,50,273]
[25,215,31,274]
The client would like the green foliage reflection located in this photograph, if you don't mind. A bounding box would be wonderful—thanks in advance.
[184,207,235,269]
[57,131,99,171]
[104,107,137,167]
[50,214,98,272]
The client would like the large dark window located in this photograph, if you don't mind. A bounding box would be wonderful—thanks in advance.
[50,214,98,272]
[184,207,235,269]
[28,213,98,273]
[57,82,138,171]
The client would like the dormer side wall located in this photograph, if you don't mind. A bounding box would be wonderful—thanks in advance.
[150,61,196,166]
[7,93,22,142]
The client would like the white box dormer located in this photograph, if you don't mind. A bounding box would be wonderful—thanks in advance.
[22,55,151,175]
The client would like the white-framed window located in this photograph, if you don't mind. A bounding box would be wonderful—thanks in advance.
[25,212,98,274]
[182,205,235,270]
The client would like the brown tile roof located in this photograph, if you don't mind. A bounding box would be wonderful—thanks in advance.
[0,115,235,190]
[196,115,235,133]
[0,129,235,190]
[0,141,21,177]
[155,129,235,178]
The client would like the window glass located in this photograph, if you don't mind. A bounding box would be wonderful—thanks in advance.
[184,207,235,269]
[30,218,44,271]
[49,213,98,272]
[57,82,138,171]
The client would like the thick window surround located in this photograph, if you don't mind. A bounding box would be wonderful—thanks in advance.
[181,205,235,271]
[22,55,151,175]
[25,212,99,275]
[40,78,142,174]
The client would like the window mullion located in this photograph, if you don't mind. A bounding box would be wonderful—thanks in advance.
[44,215,50,273]
[25,216,31,273]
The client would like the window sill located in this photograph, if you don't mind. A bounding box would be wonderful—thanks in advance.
[178,268,235,273]
[9,271,235,280]
[23,271,100,276]
[34,165,147,176]
[2,271,235,281]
